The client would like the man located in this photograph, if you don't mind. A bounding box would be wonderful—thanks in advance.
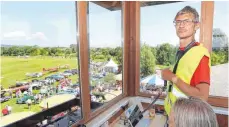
[7,105,12,114]
[161,6,211,115]
[27,99,32,109]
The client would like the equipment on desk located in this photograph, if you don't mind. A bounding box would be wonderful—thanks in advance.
[124,104,143,127]
[123,92,161,127]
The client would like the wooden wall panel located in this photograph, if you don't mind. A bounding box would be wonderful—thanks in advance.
[216,114,228,127]
[123,2,130,97]
[200,1,214,52]
[77,1,90,122]
[126,1,141,96]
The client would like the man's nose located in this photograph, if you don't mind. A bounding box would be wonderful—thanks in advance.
[179,22,185,27]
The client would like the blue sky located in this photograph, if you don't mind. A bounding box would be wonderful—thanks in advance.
[1,1,228,48]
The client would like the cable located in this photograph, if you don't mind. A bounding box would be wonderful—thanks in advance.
[130,91,161,120]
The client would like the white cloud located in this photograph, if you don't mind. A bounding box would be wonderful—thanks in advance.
[2,31,48,42]
[28,32,48,41]
[3,31,27,40]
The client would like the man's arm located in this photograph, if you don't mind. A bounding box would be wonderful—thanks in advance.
[174,78,209,101]
[161,56,210,101]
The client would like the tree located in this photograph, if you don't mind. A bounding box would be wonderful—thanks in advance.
[212,28,229,65]
[1,47,6,56]
[40,48,49,56]
[103,73,116,85]
[70,44,77,53]
[114,47,122,65]
[156,43,176,66]
[211,52,221,66]
[140,43,156,77]
[30,47,40,56]
[64,48,72,58]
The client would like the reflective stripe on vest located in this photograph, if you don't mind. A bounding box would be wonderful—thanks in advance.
[164,43,210,115]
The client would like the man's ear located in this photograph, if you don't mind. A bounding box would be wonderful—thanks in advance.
[195,22,200,31]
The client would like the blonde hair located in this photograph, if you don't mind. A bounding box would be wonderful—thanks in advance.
[172,97,219,127]
[174,6,199,22]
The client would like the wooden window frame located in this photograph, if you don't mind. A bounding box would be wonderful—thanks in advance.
[72,1,228,126]
[72,1,128,126]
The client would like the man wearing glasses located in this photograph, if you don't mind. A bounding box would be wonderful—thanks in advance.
[161,6,211,116]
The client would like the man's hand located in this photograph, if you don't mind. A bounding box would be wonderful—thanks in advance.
[161,68,176,81]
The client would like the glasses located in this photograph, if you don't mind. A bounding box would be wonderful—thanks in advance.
[173,19,197,26]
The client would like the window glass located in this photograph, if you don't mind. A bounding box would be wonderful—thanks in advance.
[88,2,123,111]
[140,2,201,94]
[210,1,229,97]
[0,2,82,126]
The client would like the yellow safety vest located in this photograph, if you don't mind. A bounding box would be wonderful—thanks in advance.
[164,43,210,115]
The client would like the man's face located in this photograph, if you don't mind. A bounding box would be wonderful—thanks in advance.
[175,13,200,39]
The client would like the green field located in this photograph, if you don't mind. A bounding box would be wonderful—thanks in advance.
[1,56,79,89]
[1,56,79,115]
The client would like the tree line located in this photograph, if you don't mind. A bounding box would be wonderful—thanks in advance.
[1,42,228,77]
[1,45,77,58]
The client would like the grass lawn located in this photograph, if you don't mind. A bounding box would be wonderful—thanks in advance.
[1,98,42,117]
[1,56,79,89]
[1,56,80,115]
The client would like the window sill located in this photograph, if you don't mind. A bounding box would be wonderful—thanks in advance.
[85,97,130,127]
[85,96,228,127]
[136,96,228,116]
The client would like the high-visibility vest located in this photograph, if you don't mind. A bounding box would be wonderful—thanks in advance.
[164,43,210,115]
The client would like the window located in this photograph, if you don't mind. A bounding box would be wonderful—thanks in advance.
[210,1,229,97]
[87,2,123,111]
[139,2,201,94]
[0,2,81,126]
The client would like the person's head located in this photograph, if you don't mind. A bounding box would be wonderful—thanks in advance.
[168,97,218,127]
[174,6,200,40]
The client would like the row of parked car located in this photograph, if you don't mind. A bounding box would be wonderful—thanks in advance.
[0,94,11,103]
[15,69,79,104]
[45,69,78,81]
[0,69,79,104]
[9,69,78,89]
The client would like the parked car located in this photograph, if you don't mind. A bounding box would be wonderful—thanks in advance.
[59,72,72,77]
[43,79,56,85]
[71,69,78,74]
[45,74,64,81]
[58,88,79,96]
[0,96,11,103]
[16,95,34,104]
[30,82,43,90]
[15,81,30,87]
[64,69,78,75]
[33,79,55,85]
[92,74,104,79]
[26,72,43,78]
[71,83,79,88]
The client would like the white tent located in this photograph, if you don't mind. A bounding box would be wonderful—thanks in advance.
[140,74,164,87]
[104,59,118,68]
[104,59,118,73]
